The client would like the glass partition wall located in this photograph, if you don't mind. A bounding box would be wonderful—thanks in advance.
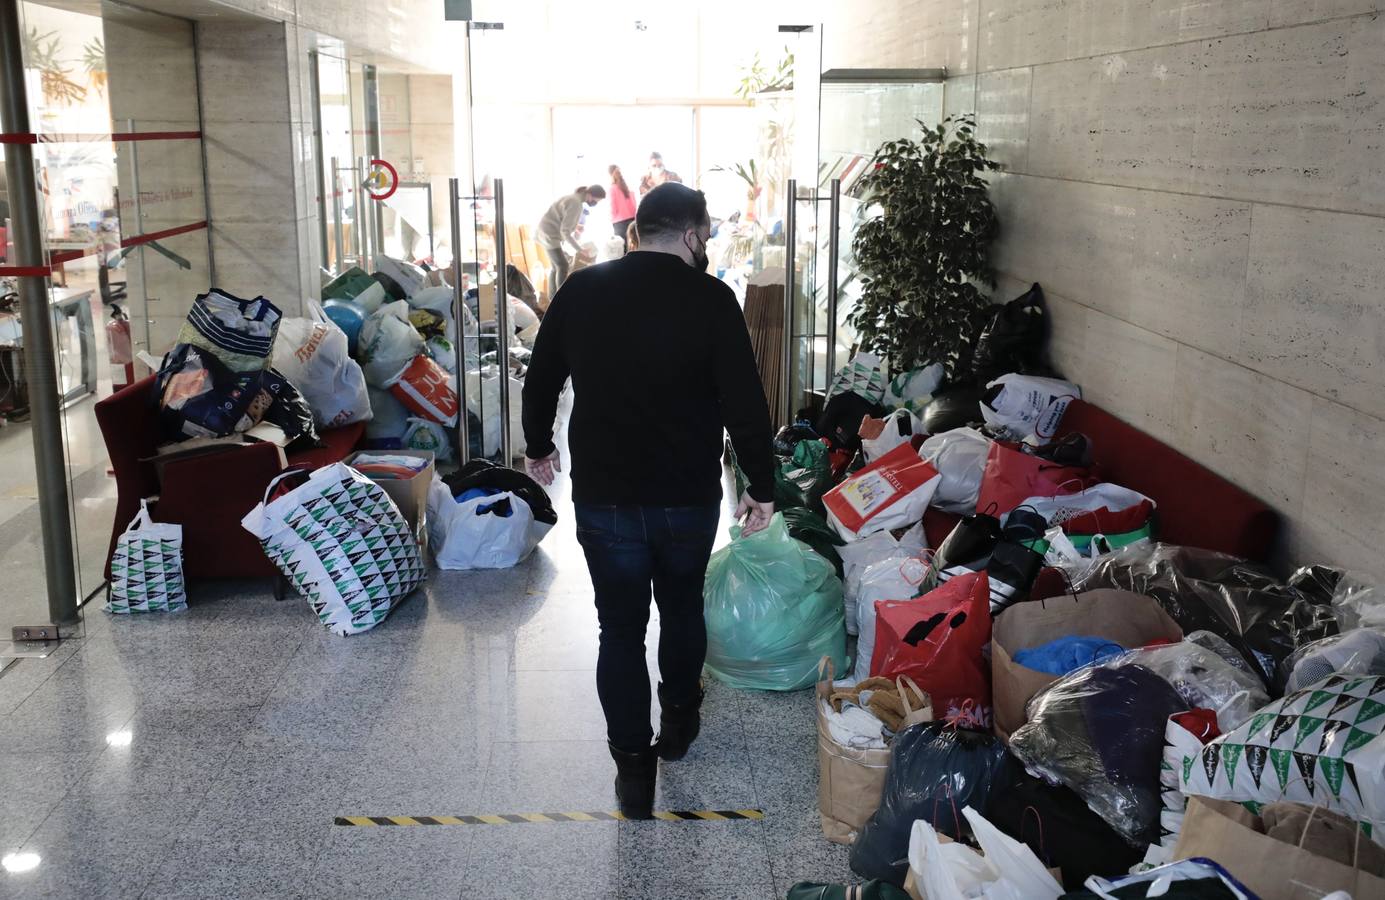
[0,0,211,627]
[784,61,945,423]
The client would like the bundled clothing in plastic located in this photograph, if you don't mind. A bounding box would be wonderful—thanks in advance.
[271,301,372,429]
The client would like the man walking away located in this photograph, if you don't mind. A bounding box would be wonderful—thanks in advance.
[522,183,775,819]
[536,185,606,293]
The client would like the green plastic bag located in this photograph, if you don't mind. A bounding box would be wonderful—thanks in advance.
[774,438,834,513]
[781,506,845,579]
[321,266,377,302]
[703,513,847,692]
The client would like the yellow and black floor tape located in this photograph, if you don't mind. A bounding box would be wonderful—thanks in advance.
[335,810,764,826]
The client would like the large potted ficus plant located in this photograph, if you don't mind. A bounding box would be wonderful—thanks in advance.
[846,114,1000,378]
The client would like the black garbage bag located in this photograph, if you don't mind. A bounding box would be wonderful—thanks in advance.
[971,282,1049,383]
[1070,543,1339,693]
[260,368,320,451]
[443,459,558,526]
[816,391,886,453]
[372,270,408,302]
[919,510,1002,593]
[774,439,835,514]
[985,767,1146,890]
[774,418,822,456]
[1287,564,1345,606]
[781,507,845,579]
[1007,663,1188,847]
[154,343,272,441]
[849,721,1015,886]
[921,383,987,435]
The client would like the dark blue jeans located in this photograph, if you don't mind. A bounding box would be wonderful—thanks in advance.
[575,503,721,751]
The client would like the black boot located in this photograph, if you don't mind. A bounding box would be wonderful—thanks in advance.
[655,682,704,762]
[608,742,656,819]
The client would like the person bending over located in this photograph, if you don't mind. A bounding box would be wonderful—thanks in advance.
[521,183,775,818]
[536,185,605,292]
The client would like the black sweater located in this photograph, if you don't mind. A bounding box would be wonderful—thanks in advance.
[521,252,775,507]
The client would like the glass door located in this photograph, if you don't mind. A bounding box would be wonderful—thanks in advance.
[784,60,946,423]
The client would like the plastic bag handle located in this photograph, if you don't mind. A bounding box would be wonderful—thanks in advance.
[817,654,835,683]
[260,465,312,506]
[125,497,155,534]
[896,675,928,716]
[1021,805,1050,865]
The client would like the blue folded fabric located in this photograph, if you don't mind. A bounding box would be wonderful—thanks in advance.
[456,486,502,503]
[1014,635,1125,676]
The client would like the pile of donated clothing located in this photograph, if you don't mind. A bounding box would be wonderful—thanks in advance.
[707,284,1385,900]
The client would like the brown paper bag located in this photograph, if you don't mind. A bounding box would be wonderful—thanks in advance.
[817,659,931,846]
[1173,797,1385,900]
[992,589,1182,739]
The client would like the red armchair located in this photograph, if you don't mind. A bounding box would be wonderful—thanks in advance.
[95,375,365,580]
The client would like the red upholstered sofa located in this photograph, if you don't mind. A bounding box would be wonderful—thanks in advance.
[95,375,365,580]
[921,399,1279,563]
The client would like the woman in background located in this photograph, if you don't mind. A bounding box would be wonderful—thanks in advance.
[608,164,637,252]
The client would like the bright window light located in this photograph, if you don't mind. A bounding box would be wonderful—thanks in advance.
[2,853,41,874]
[105,730,133,748]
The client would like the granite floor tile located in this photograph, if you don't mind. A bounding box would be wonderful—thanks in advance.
[307,826,475,898]
[138,831,329,900]
[479,739,617,813]
[462,820,619,900]
[617,819,773,898]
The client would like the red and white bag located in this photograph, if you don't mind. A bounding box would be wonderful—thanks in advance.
[824,442,941,541]
[387,355,459,425]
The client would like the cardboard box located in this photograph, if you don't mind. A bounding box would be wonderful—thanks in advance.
[344,450,435,548]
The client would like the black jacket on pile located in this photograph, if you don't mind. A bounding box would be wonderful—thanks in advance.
[521,252,775,507]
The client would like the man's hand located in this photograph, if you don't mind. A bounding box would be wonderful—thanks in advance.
[526,450,562,486]
[734,492,774,536]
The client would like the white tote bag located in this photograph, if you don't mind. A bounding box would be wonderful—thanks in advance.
[242,463,426,635]
[837,522,926,636]
[427,476,552,570]
[107,499,187,614]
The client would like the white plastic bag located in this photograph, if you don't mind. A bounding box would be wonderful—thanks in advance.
[365,386,412,443]
[884,363,944,414]
[848,554,931,684]
[980,374,1080,445]
[107,499,187,614]
[919,427,992,515]
[464,371,527,458]
[427,475,551,569]
[358,300,425,388]
[375,254,427,297]
[908,807,1063,900]
[402,417,454,463]
[860,408,923,463]
[272,302,372,429]
[838,523,926,636]
[1013,483,1153,527]
[242,464,426,635]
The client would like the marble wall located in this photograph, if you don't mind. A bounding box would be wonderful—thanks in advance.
[192,0,458,323]
[825,2,1385,579]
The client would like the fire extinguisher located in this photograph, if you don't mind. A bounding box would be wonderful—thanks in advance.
[107,305,134,390]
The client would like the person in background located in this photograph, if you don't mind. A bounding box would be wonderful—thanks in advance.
[638,151,682,196]
[608,164,637,251]
[625,220,639,251]
[536,185,606,292]
[522,183,775,819]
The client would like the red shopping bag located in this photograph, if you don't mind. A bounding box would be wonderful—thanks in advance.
[975,441,1091,516]
[871,570,992,728]
[388,355,459,425]
[822,442,941,540]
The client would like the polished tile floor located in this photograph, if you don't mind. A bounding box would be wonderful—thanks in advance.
[0,468,853,899]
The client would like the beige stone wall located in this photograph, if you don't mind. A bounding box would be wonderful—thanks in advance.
[824,1,1385,578]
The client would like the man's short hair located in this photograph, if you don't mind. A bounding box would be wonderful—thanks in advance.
[635,183,708,242]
